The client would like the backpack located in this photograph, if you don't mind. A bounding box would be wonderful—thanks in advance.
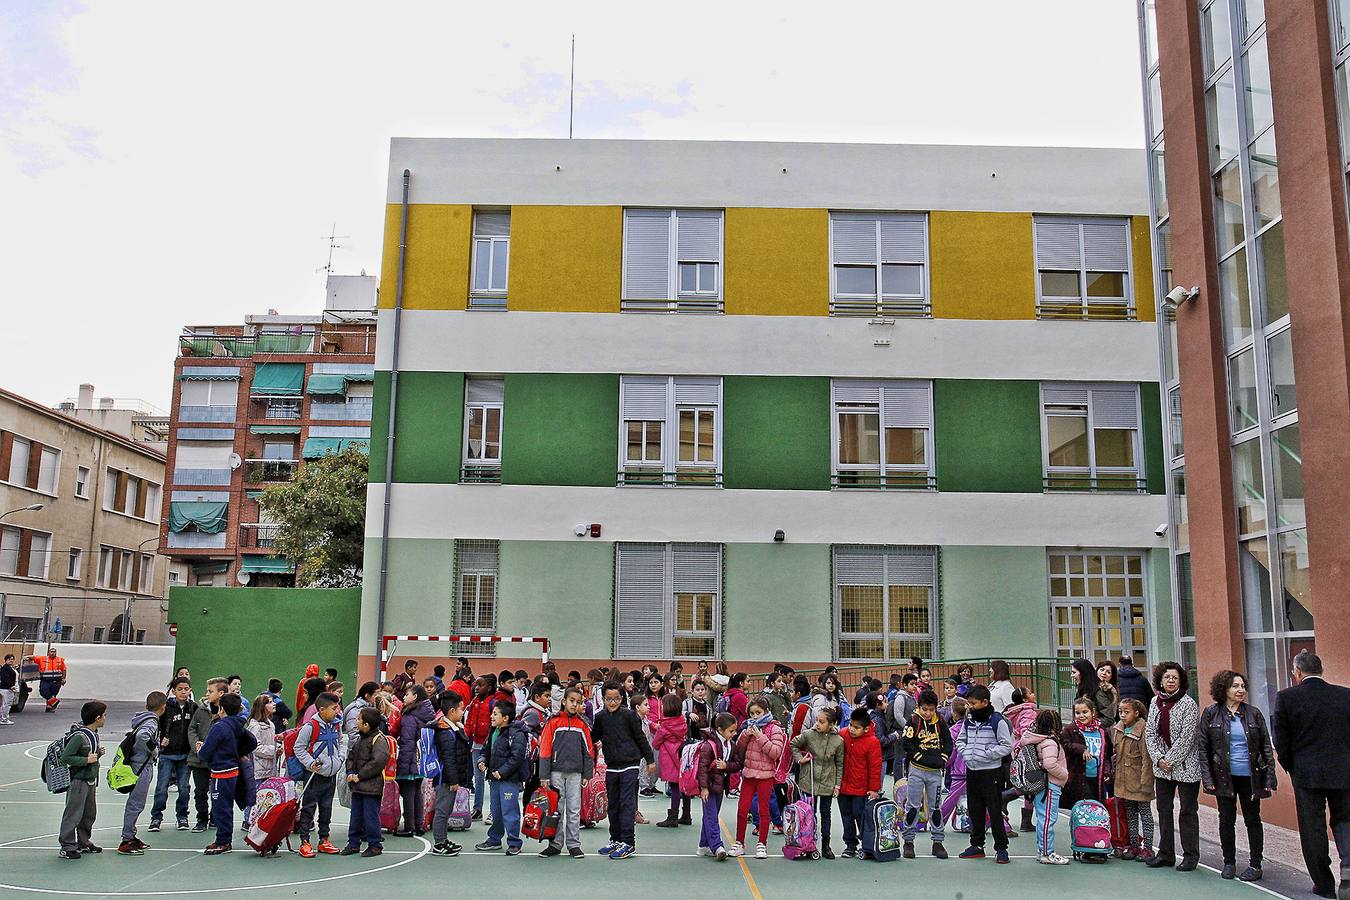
[41,726,94,794]
[283,723,325,780]
[1008,740,1047,797]
[781,792,818,859]
[716,693,731,715]
[678,740,705,797]
[768,727,792,784]
[382,733,399,781]
[861,796,901,861]
[417,727,442,780]
[521,786,560,842]
[106,729,152,794]
[1069,799,1113,858]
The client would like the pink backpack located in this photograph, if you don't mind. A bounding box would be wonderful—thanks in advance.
[678,740,706,797]
[768,725,792,784]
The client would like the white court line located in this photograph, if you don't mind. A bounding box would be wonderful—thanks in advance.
[0,778,39,788]
[0,846,424,856]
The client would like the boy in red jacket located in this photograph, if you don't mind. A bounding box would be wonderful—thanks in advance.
[838,707,882,858]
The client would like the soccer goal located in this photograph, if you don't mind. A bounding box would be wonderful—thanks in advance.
[379,634,551,681]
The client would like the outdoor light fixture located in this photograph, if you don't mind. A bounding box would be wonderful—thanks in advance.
[773,530,785,542]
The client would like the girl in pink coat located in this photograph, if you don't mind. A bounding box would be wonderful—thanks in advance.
[1021,709,1070,865]
[652,693,692,827]
[730,698,787,858]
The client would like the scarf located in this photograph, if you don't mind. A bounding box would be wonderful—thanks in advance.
[970,704,994,723]
[1155,690,1183,749]
[746,711,774,731]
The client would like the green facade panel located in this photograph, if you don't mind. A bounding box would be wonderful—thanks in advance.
[933,380,1043,493]
[723,543,832,661]
[723,377,831,490]
[498,541,615,658]
[1140,382,1166,495]
[502,374,618,487]
[359,536,455,644]
[1148,547,1175,663]
[939,546,1052,658]
[368,371,464,484]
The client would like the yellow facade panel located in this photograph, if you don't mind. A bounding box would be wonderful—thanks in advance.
[1131,215,1156,322]
[510,206,622,313]
[377,204,472,310]
[723,208,829,316]
[929,211,1036,319]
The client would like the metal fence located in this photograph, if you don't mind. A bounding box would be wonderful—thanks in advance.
[0,591,170,645]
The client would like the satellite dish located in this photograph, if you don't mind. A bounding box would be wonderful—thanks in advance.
[228,453,242,470]
[236,569,251,585]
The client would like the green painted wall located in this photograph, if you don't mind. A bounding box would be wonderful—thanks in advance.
[358,536,455,647]
[502,374,618,487]
[169,586,361,694]
[723,377,831,490]
[498,541,614,658]
[1148,547,1175,662]
[723,543,832,661]
[1140,382,1166,495]
[940,546,1051,658]
[933,380,1043,493]
[368,371,465,484]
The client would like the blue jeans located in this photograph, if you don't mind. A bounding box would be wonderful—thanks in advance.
[1034,782,1062,858]
[151,754,190,822]
[487,779,522,850]
[838,794,867,852]
[471,747,487,814]
[347,792,383,850]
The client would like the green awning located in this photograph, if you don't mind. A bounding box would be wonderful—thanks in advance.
[178,371,240,381]
[306,374,348,396]
[249,425,302,435]
[251,362,305,396]
[167,501,229,534]
[301,437,370,459]
[343,370,375,383]
[240,554,295,574]
[192,562,229,576]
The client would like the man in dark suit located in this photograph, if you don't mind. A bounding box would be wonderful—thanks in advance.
[1273,651,1350,899]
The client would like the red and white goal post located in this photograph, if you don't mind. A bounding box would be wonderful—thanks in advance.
[379,634,551,682]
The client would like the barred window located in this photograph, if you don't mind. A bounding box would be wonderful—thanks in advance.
[454,540,498,652]
[833,546,937,661]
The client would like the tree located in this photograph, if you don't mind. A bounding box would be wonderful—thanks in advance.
[256,446,367,587]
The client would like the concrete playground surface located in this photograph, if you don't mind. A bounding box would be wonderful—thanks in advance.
[0,737,1317,900]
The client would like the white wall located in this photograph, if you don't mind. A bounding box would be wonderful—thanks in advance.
[30,642,175,702]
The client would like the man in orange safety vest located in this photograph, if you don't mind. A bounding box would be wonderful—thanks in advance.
[35,646,67,712]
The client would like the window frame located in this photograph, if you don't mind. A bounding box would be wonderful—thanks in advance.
[828,211,931,318]
[829,379,935,490]
[1040,383,1145,492]
[615,542,723,660]
[1032,215,1136,320]
[453,539,499,642]
[469,210,511,308]
[1047,548,1152,665]
[1,431,60,497]
[462,378,505,483]
[618,376,723,487]
[67,547,83,582]
[831,545,938,663]
[621,208,725,314]
[75,465,91,499]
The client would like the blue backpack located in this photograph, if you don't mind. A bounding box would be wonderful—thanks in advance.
[417,727,442,780]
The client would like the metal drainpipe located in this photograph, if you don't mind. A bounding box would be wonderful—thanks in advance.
[373,168,410,676]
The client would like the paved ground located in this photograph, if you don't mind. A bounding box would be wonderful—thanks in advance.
[0,724,1328,899]
[4,700,144,745]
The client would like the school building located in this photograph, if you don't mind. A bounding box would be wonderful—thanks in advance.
[358,137,1172,679]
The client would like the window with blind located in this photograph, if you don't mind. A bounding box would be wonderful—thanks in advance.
[470,211,510,308]
[1041,383,1144,492]
[615,543,721,659]
[1034,216,1134,320]
[833,546,938,661]
[831,380,934,489]
[102,467,162,521]
[0,526,51,580]
[622,209,723,313]
[454,540,499,643]
[830,212,929,317]
[462,378,504,483]
[0,432,60,495]
[619,376,721,486]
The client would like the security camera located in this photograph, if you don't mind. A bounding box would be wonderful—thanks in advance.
[1155,523,1169,537]
[1164,285,1200,308]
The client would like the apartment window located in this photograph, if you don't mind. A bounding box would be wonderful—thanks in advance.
[615,543,721,659]
[829,212,929,317]
[102,467,162,521]
[92,627,105,644]
[37,447,59,494]
[98,547,113,587]
[619,376,721,486]
[265,398,301,419]
[0,526,51,579]
[119,550,134,591]
[1,433,60,495]
[831,380,934,490]
[462,379,504,483]
[470,211,510,308]
[139,554,154,593]
[1034,217,1134,320]
[622,209,723,313]
[1041,383,1144,492]
[0,527,18,576]
[75,465,90,499]
[454,540,498,640]
[1049,550,1149,662]
[67,548,83,581]
[180,379,239,408]
[833,546,937,662]
[6,435,30,487]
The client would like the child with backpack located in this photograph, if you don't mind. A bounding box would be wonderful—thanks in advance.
[475,701,529,855]
[116,692,166,856]
[837,707,882,859]
[293,692,346,858]
[791,707,844,858]
[900,688,952,859]
[56,701,107,859]
[590,683,657,860]
[684,678,714,741]
[1110,698,1155,862]
[538,686,597,858]
[520,680,552,800]
[345,707,392,858]
[199,693,258,855]
[395,684,436,837]
[186,678,226,834]
[652,693,691,828]
[955,685,1013,864]
[696,713,743,861]
[730,697,789,859]
[1021,709,1070,865]
[430,692,472,857]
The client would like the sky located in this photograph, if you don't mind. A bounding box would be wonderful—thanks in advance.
[0,1,1146,411]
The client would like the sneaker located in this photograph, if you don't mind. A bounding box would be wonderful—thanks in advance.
[132,839,149,850]
[696,846,712,857]
[569,847,584,858]
[361,847,382,858]
[609,843,633,860]
[471,809,483,821]
[996,849,1010,865]
[538,844,562,858]
[1239,866,1263,882]
[340,846,361,856]
[298,842,316,859]
[715,847,728,861]
[59,849,81,860]
[192,821,208,834]
[771,824,785,835]
[958,846,985,860]
[203,843,232,855]
[117,840,144,856]
[932,843,948,860]
[147,820,162,833]
[392,830,414,838]
[598,841,618,856]
[177,820,189,832]
[316,839,339,855]
[505,846,521,856]
[1039,853,1069,865]
[79,843,102,854]
[822,845,835,860]
[903,841,915,859]
[1221,864,1237,880]
[755,843,767,859]
[727,841,745,858]
[474,841,503,852]
[840,848,856,859]
[0,718,13,725]
[639,788,659,797]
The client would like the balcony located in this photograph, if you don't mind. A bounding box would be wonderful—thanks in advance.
[1043,473,1146,493]
[461,465,502,484]
[829,299,931,318]
[249,397,302,420]
[617,469,723,487]
[310,397,373,421]
[179,325,376,358]
[239,523,280,550]
[244,459,299,483]
[1035,301,1137,321]
[165,531,228,549]
[831,472,937,491]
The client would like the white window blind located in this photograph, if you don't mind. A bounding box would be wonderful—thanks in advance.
[619,376,722,486]
[623,209,723,312]
[1034,216,1133,320]
[832,380,934,489]
[180,379,239,407]
[37,447,59,494]
[0,527,18,576]
[1041,382,1143,491]
[8,437,30,486]
[27,532,49,579]
[615,543,669,659]
[833,545,937,661]
[174,441,235,469]
[470,211,510,307]
[830,212,930,317]
[616,543,722,659]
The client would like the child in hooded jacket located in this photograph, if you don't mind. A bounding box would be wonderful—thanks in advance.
[731,698,788,859]
[1021,709,1070,865]
[430,692,472,857]
[696,713,743,860]
[1061,697,1113,806]
[791,707,844,858]
[651,693,691,827]
[837,708,883,859]
[345,707,391,858]
[1110,698,1156,862]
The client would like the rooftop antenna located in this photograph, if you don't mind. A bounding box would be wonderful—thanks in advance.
[568,33,576,139]
[318,222,351,275]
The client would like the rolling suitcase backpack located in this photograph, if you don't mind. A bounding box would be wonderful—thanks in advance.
[1069,799,1113,861]
[861,796,902,861]
[446,786,473,831]
[781,763,819,860]
[246,775,304,856]
[580,757,608,828]
[522,786,561,842]
[1105,795,1131,852]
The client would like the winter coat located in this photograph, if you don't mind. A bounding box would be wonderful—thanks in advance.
[486,720,531,784]
[808,689,845,729]
[696,736,742,795]
[885,691,916,771]
[245,718,278,780]
[1199,702,1277,799]
[868,708,901,761]
[901,711,952,772]
[158,696,197,756]
[432,720,473,790]
[947,722,968,780]
[538,711,595,780]
[126,710,161,771]
[1274,677,1350,791]
[465,696,494,747]
[957,711,1013,772]
[1110,718,1155,802]
[396,699,435,778]
[989,680,1016,713]
[198,714,258,777]
[519,700,550,740]
[294,715,346,779]
[59,725,100,783]
[734,721,787,781]
[651,712,688,782]
[758,689,789,727]
[346,728,392,796]
[791,727,844,796]
[1145,692,1202,783]
[1003,702,1039,752]
[1091,684,1120,728]
[722,688,749,724]
[1060,722,1113,805]
[341,698,369,743]
[591,706,655,770]
[186,703,217,768]
[838,726,882,795]
[1021,730,1069,787]
[789,698,814,740]
[1116,666,1155,706]
[683,697,713,741]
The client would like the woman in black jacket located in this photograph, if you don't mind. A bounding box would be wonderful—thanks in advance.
[1198,670,1277,883]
